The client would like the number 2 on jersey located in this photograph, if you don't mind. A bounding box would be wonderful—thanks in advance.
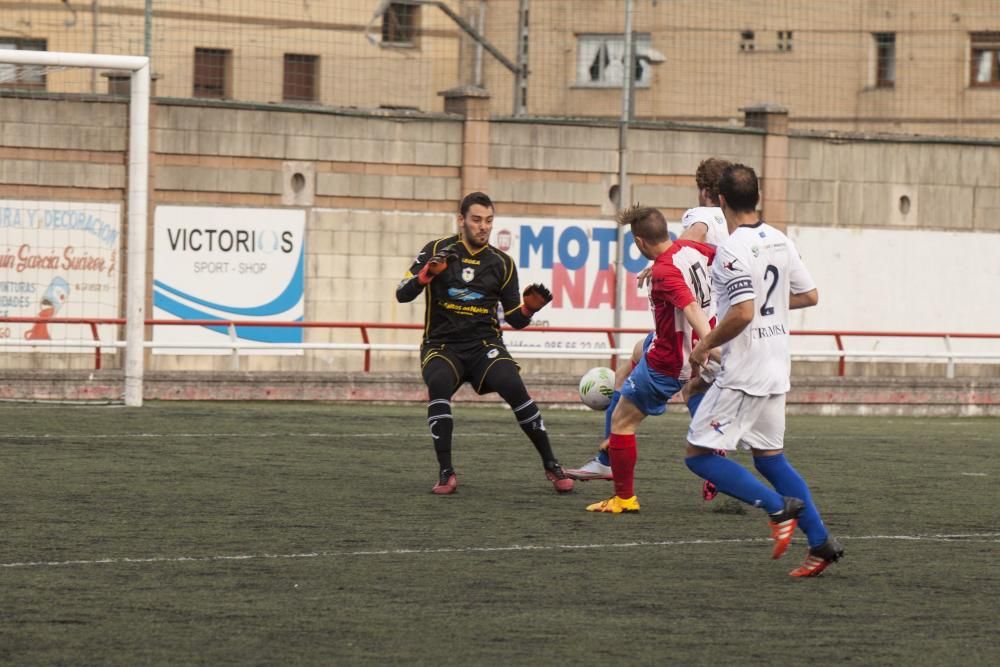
[760,264,779,316]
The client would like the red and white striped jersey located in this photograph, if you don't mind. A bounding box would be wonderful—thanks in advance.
[645,240,716,380]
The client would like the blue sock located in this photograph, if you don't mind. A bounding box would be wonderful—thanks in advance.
[604,390,621,438]
[685,454,784,513]
[754,453,828,548]
[687,392,705,417]
[596,390,622,467]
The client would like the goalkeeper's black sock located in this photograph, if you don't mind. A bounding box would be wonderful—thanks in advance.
[512,398,556,464]
[427,398,454,471]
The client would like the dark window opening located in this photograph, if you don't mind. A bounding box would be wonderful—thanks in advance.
[778,30,793,52]
[194,47,231,99]
[382,3,420,46]
[971,32,1000,87]
[874,33,896,88]
[283,53,318,102]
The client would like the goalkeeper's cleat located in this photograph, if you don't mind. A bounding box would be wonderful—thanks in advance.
[701,449,728,501]
[790,537,844,577]
[586,495,640,513]
[432,468,458,495]
[767,496,805,559]
[544,461,574,493]
[565,456,613,481]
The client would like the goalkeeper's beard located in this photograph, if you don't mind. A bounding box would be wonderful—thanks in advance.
[460,224,490,249]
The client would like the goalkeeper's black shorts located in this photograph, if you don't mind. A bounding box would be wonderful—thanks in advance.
[420,338,520,395]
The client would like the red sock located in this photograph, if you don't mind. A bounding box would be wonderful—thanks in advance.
[608,433,637,499]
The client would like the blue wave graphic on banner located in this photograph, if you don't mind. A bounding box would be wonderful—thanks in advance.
[152,291,302,342]
[153,248,304,343]
[153,249,303,317]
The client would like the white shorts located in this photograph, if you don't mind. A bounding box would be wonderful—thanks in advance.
[687,384,786,451]
[699,358,722,384]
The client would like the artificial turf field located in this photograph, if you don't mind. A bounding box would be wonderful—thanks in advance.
[1,402,997,666]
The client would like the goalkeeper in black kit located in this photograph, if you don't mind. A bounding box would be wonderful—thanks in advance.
[395,191,574,495]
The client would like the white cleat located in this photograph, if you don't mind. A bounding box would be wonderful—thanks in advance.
[564,456,613,481]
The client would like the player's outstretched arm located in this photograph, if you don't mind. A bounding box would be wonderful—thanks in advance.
[505,283,552,329]
[395,243,457,303]
[679,221,709,243]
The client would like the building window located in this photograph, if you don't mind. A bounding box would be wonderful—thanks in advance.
[970,32,1000,87]
[777,31,793,52]
[576,34,653,88]
[874,33,895,88]
[193,47,231,99]
[105,73,131,96]
[0,39,47,90]
[740,30,755,52]
[382,2,420,46]
[283,54,318,102]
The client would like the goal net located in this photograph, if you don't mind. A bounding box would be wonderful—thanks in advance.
[0,50,149,406]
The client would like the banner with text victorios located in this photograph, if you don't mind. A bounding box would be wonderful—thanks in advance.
[493,217,680,357]
[153,206,305,355]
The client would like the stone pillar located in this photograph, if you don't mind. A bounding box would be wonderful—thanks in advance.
[743,103,790,232]
[439,85,491,196]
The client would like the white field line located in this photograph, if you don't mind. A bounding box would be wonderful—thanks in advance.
[0,432,604,440]
[5,432,987,442]
[2,533,998,570]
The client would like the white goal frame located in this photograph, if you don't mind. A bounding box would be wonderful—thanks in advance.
[1,51,150,406]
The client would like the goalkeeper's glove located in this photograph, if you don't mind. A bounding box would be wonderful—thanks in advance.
[417,244,459,284]
[520,283,553,316]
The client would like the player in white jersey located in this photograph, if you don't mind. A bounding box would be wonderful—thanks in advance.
[567,158,732,494]
[680,204,728,247]
[686,164,843,577]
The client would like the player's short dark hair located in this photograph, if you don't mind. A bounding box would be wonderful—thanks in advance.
[718,164,760,213]
[695,157,733,204]
[617,205,669,243]
[460,192,494,217]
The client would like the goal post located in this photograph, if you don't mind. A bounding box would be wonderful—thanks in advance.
[0,50,149,406]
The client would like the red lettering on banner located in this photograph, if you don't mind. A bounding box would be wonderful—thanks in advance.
[16,244,59,272]
[626,275,647,311]
[587,268,615,308]
[552,264,585,308]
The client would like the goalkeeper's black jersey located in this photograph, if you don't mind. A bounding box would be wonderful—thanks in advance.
[395,235,532,344]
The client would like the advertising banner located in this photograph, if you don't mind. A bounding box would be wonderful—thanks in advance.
[0,199,121,350]
[153,206,306,355]
[492,217,681,355]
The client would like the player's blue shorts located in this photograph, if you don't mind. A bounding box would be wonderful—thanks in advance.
[641,331,655,354]
[621,333,683,416]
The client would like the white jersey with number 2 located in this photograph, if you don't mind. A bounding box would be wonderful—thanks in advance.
[711,222,816,396]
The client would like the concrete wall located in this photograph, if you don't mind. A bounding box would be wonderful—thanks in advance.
[2,95,999,381]
[787,138,1000,232]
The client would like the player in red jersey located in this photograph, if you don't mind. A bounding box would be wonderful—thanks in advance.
[567,157,732,503]
[586,205,716,513]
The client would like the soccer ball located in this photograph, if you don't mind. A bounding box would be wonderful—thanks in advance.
[578,366,615,411]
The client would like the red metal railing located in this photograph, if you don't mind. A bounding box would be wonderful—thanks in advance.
[2,316,999,376]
